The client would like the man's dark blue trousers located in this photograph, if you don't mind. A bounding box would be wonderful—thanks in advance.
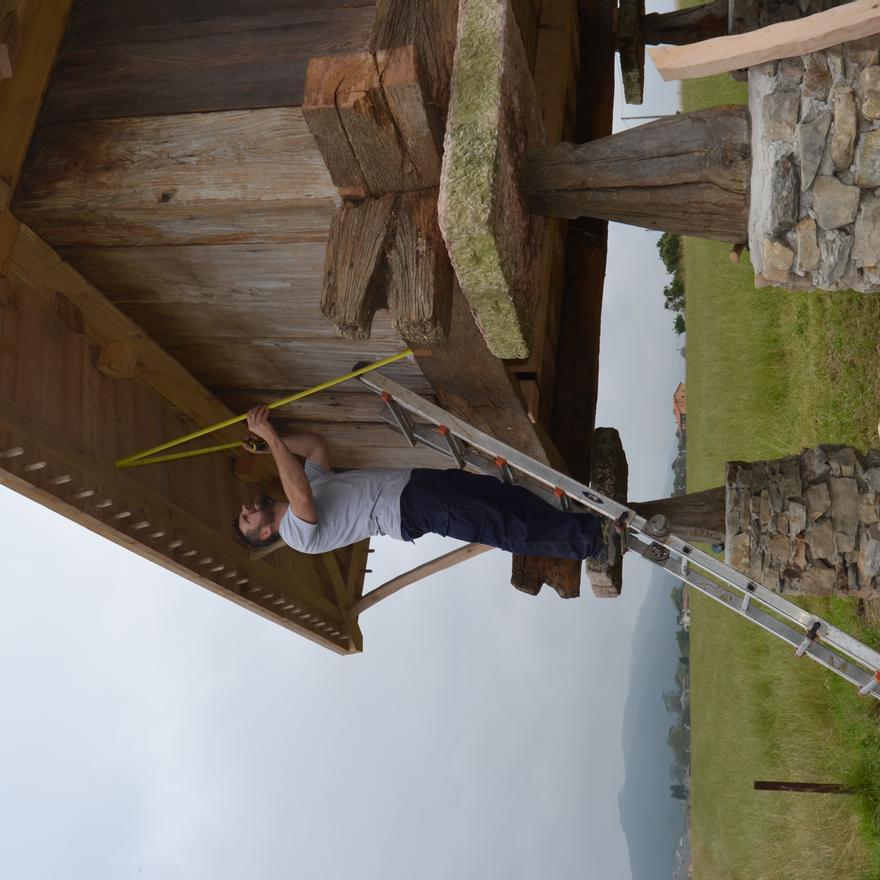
[399,468,603,559]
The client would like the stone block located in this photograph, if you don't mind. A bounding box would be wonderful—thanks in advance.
[797,110,832,190]
[845,38,880,72]
[859,492,879,525]
[794,217,820,274]
[768,155,800,237]
[806,519,837,561]
[836,447,858,478]
[813,176,860,228]
[728,531,750,572]
[794,564,838,595]
[802,446,829,482]
[864,467,880,492]
[792,537,808,571]
[769,532,792,562]
[761,238,794,282]
[761,89,799,141]
[817,229,854,288]
[776,57,803,86]
[780,458,802,496]
[853,194,880,268]
[802,52,831,101]
[806,482,831,521]
[829,476,860,536]
[759,489,771,527]
[830,84,857,172]
[826,45,845,83]
[857,523,880,583]
[788,500,808,536]
[856,130,880,188]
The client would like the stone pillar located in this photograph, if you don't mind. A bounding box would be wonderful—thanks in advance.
[749,36,880,292]
[725,446,880,596]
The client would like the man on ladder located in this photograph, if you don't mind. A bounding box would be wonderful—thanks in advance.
[233,406,617,565]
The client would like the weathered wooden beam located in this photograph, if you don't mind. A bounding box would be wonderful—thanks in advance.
[14,108,338,248]
[388,189,453,344]
[352,543,493,614]
[521,106,751,242]
[303,46,443,197]
[642,0,728,45]
[439,0,545,360]
[631,487,726,545]
[650,0,880,81]
[6,224,244,447]
[0,207,17,275]
[0,0,72,190]
[0,6,18,79]
[368,0,459,111]
[321,195,396,339]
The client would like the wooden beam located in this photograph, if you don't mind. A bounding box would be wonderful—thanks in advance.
[0,0,72,190]
[14,107,339,248]
[0,5,19,79]
[321,195,396,339]
[0,207,17,275]
[6,224,244,447]
[650,0,880,81]
[321,551,364,651]
[352,543,493,614]
[388,188,453,344]
[96,340,138,380]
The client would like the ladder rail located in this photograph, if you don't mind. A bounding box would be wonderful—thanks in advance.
[362,371,880,690]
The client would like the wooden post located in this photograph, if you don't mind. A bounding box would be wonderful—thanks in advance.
[352,543,493,615]
[520,106,751,242]
[630,487,727,546]
[754,781,854,794]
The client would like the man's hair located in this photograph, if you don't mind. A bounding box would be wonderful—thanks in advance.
[231,517,280,550]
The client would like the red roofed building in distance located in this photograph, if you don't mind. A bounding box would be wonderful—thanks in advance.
[673,383,687,432]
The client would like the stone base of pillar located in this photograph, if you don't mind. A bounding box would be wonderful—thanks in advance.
[725,446,880,596]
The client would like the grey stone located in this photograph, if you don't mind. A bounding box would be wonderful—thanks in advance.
[802,52,831,101]
[794,218,821,274]
[761,89,799,141]
[817,229,854,288]
[728,531,750,572]
[768,479,785,513]
[761,238,794,283]
[845,38,880,72]
[792,537,808,570]
[769,532,792,562]
[856,131,880,188]
[837,447,858,478]
[826,45,845,83]
[864,467,880,492]
[854,195,880,269]
[759,490,772,527]
[813,176,861,229]
[726,505,741,538]
[788,500,808,537]
[797,111,832,190]
[769,155,800,236]
[780,459,802,497]
[802,447,829,482]
[794,564,838,595]
[777,57,803,85]
[829,476,860,536]
[860,493,880,525]
[806,519,837,560]
[858,524,880,582]
[806,483,831,521]
[762,566,781,591]
[737,466,753,488]
[837,532,857,555]
[858,65,880,97]
[831,84,858,172]
[778,513,790,535]
[863,94,880,120]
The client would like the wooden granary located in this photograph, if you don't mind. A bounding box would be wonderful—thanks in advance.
[0,0,624,653]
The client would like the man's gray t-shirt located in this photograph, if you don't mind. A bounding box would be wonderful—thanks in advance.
[279,461,412,554]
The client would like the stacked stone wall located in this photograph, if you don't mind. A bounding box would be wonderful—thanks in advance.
[748,37,880,292]
[725,447,880,597]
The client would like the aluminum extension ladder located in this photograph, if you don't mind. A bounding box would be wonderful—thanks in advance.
[359,369,880,702]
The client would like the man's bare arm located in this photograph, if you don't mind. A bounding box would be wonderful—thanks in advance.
[246,407,318,524]
[278,432,331,472]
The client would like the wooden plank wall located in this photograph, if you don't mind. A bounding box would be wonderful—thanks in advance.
[12,0,447,469]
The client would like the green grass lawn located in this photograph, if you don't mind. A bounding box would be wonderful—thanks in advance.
[681,75,880,880]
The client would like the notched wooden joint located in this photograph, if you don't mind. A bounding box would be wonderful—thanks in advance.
[97,340,139,380]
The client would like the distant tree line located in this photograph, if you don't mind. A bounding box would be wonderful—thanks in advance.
[672,428,687,496]
[665,583,691,800]
[658,232,685,336]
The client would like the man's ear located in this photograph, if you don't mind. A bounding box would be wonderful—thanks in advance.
[259,523,274,541]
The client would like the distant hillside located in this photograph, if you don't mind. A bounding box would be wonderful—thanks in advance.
[617,566,688,879]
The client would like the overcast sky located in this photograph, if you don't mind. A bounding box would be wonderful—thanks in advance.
[0,9,685,878]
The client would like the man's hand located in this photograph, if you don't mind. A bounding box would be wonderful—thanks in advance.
[245,405,278,445]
